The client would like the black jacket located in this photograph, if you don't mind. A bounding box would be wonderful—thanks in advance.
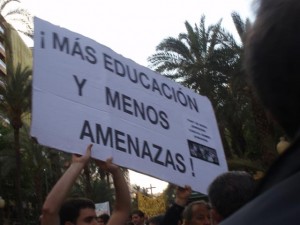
[220,137,300,225]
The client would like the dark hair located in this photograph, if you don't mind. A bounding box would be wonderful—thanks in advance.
[208,171,256,218]
[182,200,210,222]
[131,209,145,218]
[147,214,164,225]
[59,197,95,224]
[98,213,110,224]
[245,0,300,138]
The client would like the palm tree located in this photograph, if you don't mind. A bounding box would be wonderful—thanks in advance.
[231,11,278,167]
[71,168,115,204]
[0,124,14,190]
[0,63,31,224]
[148,16,224,100]
[231,12,251,44]
[19,126,53,221]
[148,16,243,158]
[0,0,33,38]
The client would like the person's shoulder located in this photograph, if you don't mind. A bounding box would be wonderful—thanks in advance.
[220,171,300,225]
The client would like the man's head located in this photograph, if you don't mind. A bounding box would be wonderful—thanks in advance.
[245,0,300,139]
[131,209,145,225]
[182,200,211,225]
[59,198,98,225]
[207,171,256,224]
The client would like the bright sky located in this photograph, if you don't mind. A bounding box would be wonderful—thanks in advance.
[19,0,254,194]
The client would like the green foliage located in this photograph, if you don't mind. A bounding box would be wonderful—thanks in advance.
[162,183,176,208]
[148,14,280,171]
[0,63,32,224]
[71,173,115,204]
[0,125,13,192]
[0,0,33,38]
[0,63,32,129]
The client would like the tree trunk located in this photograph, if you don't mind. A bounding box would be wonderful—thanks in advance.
[250,93,277,168]
[229,120,247,157]
[83,166,92,198]
[14,127,24,224]
[34,171,43,212]
[218,123,232,159]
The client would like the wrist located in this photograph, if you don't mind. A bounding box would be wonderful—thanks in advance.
[110,167,121,176]
[70,161,85,170]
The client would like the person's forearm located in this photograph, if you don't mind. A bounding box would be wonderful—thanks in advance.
[112,168,131,211]
[107,168,131,225]
[41,145,91,225]
[42,163,84,215]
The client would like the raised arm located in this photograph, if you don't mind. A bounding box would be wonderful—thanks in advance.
[96,158,131,225]
[161,185,192,225]
[41,144,92,225]
[175,185,192,206]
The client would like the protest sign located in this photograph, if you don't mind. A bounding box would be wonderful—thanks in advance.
[95,201,110,216]
[31,17,228,194]
[137,192,165,217]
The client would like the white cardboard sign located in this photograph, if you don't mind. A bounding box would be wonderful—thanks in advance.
[31,17,228,194]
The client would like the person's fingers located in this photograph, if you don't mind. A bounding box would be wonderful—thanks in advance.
[83,144,93,158]
[186,185,192,191]
[73,144,93,158]
[86,144,93,153]
[106,157,113,164]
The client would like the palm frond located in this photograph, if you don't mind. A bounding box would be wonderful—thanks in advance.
[0,0,33,39]
[0,0,20,12]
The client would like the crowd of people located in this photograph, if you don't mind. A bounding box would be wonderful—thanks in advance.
[39,142,256,225]
[40,0,300,224]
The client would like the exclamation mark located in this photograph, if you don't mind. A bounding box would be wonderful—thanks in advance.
[190,158,195,177]
[40,31,45,48]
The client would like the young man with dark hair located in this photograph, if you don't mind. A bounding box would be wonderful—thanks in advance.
[220,0,300,224]
[41,144,131,225]
[207,171,256,224]
[59,198,97,225]
[161,172,255,225]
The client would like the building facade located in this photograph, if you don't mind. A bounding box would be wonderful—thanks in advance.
[0,14,32,77]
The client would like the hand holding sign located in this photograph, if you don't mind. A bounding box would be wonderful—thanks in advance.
[95,157,118,175]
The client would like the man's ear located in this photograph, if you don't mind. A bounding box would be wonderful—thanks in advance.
[210,208,223,225]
